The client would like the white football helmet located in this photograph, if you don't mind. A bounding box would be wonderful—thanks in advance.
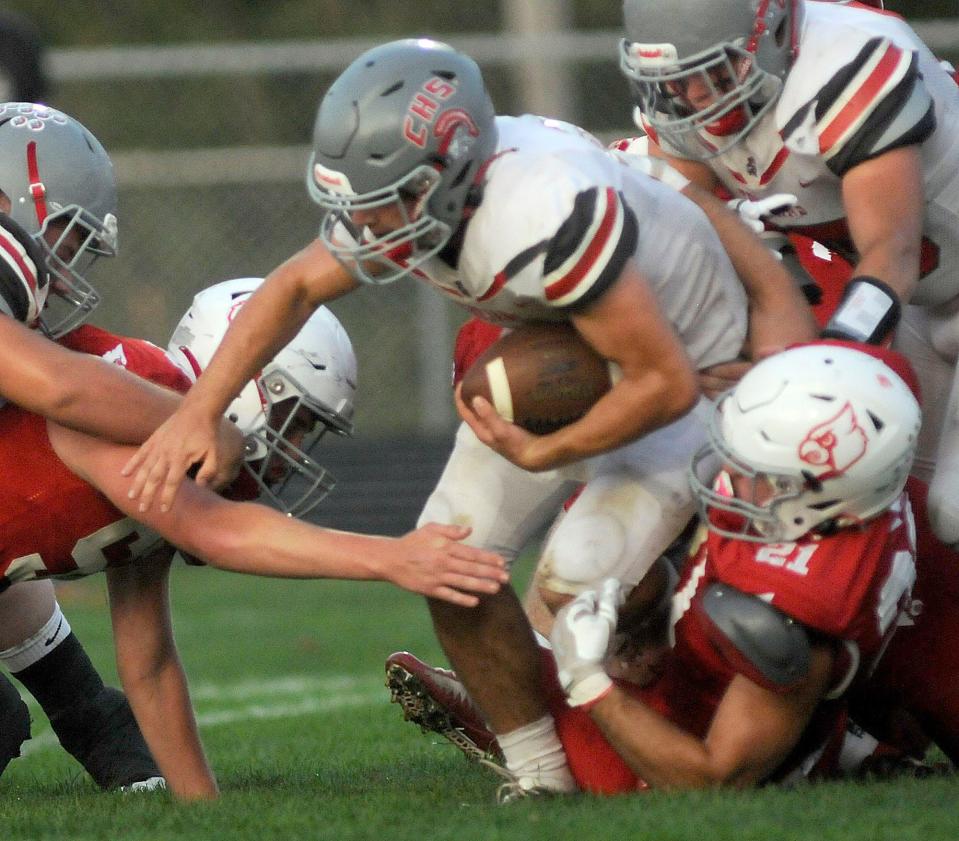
[168,278,357,517]
[690,343,921,542]
[620,0,804,159]
[0,103,118,336]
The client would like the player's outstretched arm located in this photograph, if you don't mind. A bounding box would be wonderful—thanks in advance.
[54,423,508,607]
[551,583,835,789]
[590,647,834,789]
[0,315,241,449]
[123,238,358,513]
[106,548,218,800]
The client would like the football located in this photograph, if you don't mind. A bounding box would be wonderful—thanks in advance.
[459,322,619,434]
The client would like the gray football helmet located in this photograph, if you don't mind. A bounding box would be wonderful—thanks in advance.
[307,39,498,284]
[168,278,357,518]
[0,102,117,335]
[620,0,804,159]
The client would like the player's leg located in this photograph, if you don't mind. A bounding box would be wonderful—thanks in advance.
[534,399,709,613]
[418,422,580,795]
[0,579,162,790]
[0,671,30,777]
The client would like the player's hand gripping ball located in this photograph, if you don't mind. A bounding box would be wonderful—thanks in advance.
[459,322,619,434]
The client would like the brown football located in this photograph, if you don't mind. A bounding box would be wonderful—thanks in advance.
[459,322,619,434]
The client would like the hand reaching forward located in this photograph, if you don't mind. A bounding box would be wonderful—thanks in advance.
[389,523,509,607]
[122,405,245,513]
[550,579,624,709]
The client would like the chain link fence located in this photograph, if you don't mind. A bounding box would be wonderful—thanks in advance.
[48,24,959,441]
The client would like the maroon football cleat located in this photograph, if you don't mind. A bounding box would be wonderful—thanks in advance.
[385,651,503,763]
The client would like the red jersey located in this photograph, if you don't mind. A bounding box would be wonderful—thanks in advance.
[551,496,917,793]
[0,325,192,588]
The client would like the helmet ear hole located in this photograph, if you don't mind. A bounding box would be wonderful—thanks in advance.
[775,18,788,47]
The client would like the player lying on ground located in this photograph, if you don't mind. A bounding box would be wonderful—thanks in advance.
[388,343,939,794]
[0,277,507,800]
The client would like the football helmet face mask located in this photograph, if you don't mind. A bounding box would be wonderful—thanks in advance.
[307,38,498,285]
[0,103,117,336]
[689,343,921,543]
[620,0,803,159]
[168,278,357,517]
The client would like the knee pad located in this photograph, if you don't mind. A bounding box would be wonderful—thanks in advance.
[540,512,628,595]
[0,673,30,776]
[927,479,959,548]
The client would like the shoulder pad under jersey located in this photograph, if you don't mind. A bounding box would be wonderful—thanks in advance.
[702,583,811,688]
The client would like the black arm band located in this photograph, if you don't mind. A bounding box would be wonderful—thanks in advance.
[820,276,901,345]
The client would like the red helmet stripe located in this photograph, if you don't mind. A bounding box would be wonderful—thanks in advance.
[26,141,48,227]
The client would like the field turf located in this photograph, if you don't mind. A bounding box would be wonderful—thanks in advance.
[3,561,958,840]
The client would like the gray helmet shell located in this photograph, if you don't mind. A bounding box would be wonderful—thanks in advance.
[0,102,117,334]
[621,0,804,159]
[307,39,497,284]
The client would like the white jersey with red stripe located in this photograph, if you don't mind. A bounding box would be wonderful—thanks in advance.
[416,114,747,371]
[648,2,959,307]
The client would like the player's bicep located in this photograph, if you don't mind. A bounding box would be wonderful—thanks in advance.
[703,644,835,787]
[842,145,925,257]
[572,260,695,394]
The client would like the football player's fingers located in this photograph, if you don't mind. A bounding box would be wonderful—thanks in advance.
[120,442,148,478]
[192,452,219,488]
[155,473,185,513]
[756,193,798,215]
[421,521,472,541]
[430,586,480,608]
[440,568,504,594]
[132,465,167,512]
[597,579,623,623]
[447,543,508,573]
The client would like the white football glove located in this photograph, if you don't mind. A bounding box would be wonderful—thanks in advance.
[550,578,624,709]
[727,193,799,234]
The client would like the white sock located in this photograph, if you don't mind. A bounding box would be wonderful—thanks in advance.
[836,722,880,773]
[497,714,576,792]
[0,603,72,673]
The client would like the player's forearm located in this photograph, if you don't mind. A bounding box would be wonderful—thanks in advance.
[108,563,217,799]
[181,240,358,421]
[121,658,218,800]
[56,357,184,443]
[842,146,924,303]
[590,690,738,790]
[0,317,181,441]
[191,495,391,581]
[526,365,697,469]
[684,184,816,332]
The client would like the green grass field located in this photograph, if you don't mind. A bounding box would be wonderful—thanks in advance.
[3,561,959,841]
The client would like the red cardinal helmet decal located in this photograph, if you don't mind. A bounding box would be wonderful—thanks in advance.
[798,401,868,477]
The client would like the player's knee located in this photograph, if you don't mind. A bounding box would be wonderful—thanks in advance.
[0,674,30,776]
[926,481,959,548]
[546,512,628,589]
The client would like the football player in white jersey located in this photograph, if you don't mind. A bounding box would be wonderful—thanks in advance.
[620,0,959,549]
[123,39,816,797]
